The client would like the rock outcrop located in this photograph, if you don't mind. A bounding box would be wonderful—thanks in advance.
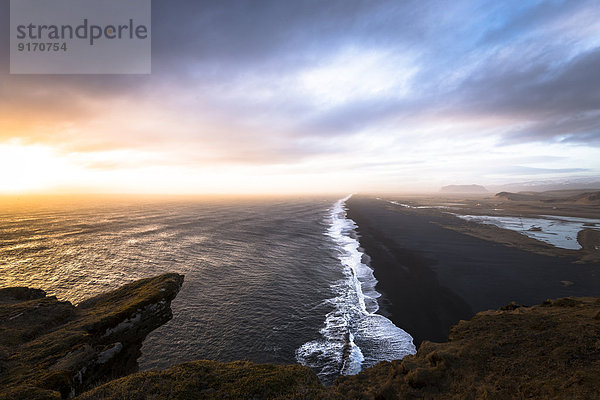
[578,229,600,251]
[494,191,534,201]
[0,273,184,399]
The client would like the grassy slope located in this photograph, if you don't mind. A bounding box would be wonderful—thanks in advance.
[76,297,600,400]
[78,360,340,400]
[335,297,600,399]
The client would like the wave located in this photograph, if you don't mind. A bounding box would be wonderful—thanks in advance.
[296,195,416,383]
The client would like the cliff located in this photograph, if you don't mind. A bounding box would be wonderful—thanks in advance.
[78,296,600,400]
[3,275,600,399]
[334,297,600,399]
[0,273,184,399]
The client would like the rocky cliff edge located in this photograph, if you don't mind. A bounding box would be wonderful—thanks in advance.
[0,273,184,399]
[3,275,600,400]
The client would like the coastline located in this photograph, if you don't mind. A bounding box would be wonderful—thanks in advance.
[296,196,415,383]
[346,195,600,345]
[4,273,599,399]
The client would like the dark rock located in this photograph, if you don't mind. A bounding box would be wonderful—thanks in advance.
[0,287,47,303]
[577,229,600,251]
[500,301,522,310]
[0,273,184,399]
[551,297,583,307]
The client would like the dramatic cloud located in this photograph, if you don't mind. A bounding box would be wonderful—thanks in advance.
[0,0,598,193]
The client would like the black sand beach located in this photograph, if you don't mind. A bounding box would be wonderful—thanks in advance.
[346,196,600,346]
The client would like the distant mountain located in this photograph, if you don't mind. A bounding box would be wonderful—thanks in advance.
[571,191,600,205]
[440,184,488,193]
[489,178,600,193]
[494,190,600,205]
[495,191,533,201]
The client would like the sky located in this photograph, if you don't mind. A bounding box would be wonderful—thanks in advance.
[0,0,599,194]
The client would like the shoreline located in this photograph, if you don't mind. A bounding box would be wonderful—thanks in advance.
[4,273,599,399]
[346,195,600,346]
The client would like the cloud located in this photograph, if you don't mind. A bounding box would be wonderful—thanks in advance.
[0,0,599,192]
[498,166,590,175]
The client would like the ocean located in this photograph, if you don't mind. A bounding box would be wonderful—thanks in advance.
[0,195,415,384]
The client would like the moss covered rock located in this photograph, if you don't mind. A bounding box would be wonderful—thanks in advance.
[0,273,184,399]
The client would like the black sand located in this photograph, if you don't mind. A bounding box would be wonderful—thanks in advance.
[346,196,600,346]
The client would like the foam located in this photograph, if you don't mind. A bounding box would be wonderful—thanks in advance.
[296,195,416,382]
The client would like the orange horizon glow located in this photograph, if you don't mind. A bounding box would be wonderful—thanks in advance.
[1,130,598,196]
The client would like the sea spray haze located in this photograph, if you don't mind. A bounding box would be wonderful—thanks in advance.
[0,196,415,383]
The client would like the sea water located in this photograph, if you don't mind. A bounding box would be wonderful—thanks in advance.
[0,195,415,383]
[455,214,600,250]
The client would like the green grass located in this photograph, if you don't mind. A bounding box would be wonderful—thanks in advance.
[77,360,341,400]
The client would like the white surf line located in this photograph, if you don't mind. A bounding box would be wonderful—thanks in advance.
[296,195,416,381]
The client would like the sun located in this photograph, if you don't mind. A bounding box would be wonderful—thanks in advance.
[0,141,75,193]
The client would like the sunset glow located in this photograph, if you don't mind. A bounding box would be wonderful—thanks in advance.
[1,0,599,194]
